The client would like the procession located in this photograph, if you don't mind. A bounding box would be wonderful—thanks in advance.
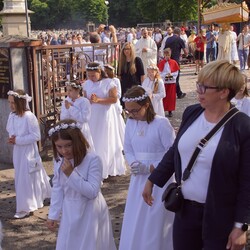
[1,0,250,249]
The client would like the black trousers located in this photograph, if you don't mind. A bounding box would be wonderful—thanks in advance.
[173,200,228,250]
[176,70,182,97]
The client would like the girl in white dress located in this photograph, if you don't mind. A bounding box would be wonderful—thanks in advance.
[60,81,94,150]
[47,119,116,250]
[6,90,51,219]
[142,64,166,117]
[104,64,123,114]
[119,86,175,250]
[83,62,126,179]
[231,81,250,116]
[104,64,125,145]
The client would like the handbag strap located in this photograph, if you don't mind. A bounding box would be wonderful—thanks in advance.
[182,107,239,182]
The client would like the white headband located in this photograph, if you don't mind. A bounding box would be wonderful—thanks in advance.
[86,65,102,70]
[65,81,82,89]
[7,90,32,102]
[48,122,81,136]
[122,92,148,102]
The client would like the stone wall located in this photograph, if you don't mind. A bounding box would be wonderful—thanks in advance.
[0,99,12,163]
[0,47,27,164]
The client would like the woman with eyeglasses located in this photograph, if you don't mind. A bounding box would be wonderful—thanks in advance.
[143,60,250,250]
[119,86,175,250]
[118,42,145,107]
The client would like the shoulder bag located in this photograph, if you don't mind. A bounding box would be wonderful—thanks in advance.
[162,107,239,212]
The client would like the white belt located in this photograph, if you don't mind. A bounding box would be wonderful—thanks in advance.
[134,152,165,161]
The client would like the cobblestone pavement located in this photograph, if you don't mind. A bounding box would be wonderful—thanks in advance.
[1,63,250,249]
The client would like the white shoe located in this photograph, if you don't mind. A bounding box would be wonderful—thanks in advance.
[14,212,29,219]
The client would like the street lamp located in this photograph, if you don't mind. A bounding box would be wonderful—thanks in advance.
[104,1,109,26]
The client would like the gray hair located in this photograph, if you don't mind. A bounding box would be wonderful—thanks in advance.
[173,27,181,35]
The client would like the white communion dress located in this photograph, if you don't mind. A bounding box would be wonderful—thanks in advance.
[48,153,116,250]
[142,77,166,117]
[60,96,95,150]
[111,77,125,145]
[119,115,175,250]
[231,96,250,117]
[6,111,51,214]
[83,78,126,179]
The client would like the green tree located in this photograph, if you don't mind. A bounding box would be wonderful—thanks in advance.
[29,0,49,29]
[71,0,108,25]
[108,0,143,27]
[46,0,73,28]
[136,0,198,23]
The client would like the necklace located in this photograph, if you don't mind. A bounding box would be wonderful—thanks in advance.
[136,121,147,136]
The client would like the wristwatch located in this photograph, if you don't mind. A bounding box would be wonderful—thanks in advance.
[234,222,249,232]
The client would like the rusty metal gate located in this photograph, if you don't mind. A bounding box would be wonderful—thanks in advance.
[30,42,121,150]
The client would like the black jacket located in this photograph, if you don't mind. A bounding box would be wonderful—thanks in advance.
[149,103,250,240]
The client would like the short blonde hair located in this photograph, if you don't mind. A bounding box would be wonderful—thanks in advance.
[198,60,245,100]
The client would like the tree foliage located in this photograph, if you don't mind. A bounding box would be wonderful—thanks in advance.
[136,0,198,23]
[1,0,248,30]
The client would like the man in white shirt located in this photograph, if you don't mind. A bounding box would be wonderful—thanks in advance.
[153,27,163,49]
[135,28,157,74]
[159,27,173,58]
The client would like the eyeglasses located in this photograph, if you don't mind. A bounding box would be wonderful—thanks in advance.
[124,106,142,116]
[196,82,220,94]
[124,48,131,51]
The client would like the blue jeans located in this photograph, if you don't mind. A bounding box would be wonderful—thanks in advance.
[238,49,249,70]
[206,47,216,63]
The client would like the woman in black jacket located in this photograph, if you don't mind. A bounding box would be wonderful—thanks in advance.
[143,60,250,250]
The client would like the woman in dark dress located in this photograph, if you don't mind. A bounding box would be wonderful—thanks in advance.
[118,42,145,107]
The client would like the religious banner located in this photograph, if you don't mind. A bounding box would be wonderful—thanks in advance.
[0,48,12,98]
[202,1,249,24]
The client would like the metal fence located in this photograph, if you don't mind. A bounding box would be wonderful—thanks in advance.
[31,42,120,150]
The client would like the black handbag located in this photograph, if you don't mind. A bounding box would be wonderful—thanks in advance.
[162,182,183,212]
[162,107,239,213]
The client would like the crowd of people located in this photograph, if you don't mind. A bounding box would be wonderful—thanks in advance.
[4,21,250,250]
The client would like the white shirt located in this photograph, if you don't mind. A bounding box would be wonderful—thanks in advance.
[231,96,250,116]
[159,34,173,57]
[178,112,223,203]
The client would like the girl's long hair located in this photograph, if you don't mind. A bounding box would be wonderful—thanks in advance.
[118,42,137,76]
[148,65,161,94]
[12,89,29,116]
[51,119,89,167]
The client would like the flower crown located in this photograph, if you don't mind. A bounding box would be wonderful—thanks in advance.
[86,65,101,70]
[7,90,32,102]
[122,92,148,102]
[48,122,81,136]
[147,65,158,70]
[65,81,82,89]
